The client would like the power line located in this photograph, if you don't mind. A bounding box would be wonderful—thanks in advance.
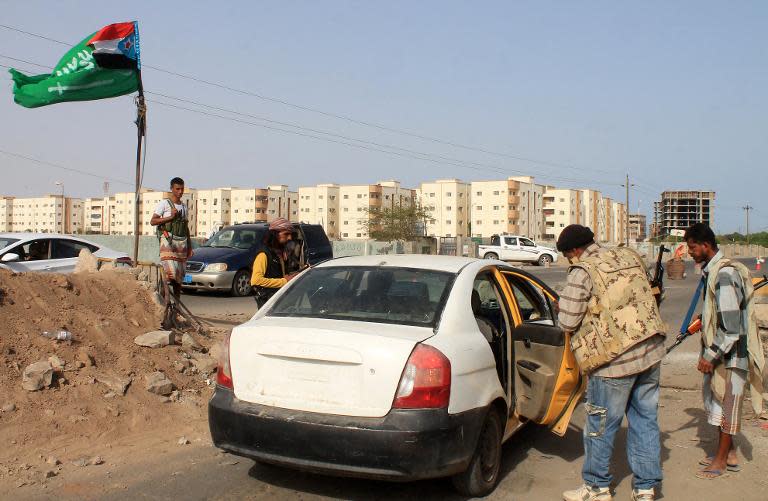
[1,49,619,187]
[0,149,136,187]
[0,22,624,178]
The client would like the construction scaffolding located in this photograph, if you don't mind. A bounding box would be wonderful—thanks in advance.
[653,191,715,237]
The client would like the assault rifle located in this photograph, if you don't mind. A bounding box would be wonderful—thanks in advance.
[650,245,669,306]
[667,275,768,354]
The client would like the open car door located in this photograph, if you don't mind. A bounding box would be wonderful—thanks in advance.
[500,270,585,436]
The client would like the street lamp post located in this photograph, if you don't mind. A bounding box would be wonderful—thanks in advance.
[55,181,65,233]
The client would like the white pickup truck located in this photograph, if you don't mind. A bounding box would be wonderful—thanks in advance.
[478,235,558,266]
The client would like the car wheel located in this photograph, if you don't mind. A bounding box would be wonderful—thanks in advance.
[484,252,498,260]
[451,408,503,497]
[231,269,252,297]
[538,254,552,266]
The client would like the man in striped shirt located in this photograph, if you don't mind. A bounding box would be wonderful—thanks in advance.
[558,225,665,501]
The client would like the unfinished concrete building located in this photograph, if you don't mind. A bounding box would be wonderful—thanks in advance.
[653,191,715,237]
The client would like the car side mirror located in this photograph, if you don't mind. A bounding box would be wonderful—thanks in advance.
[1,253,20,263]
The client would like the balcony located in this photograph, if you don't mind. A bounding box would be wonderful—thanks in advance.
[507,210,520,219]
[508,195,521,205]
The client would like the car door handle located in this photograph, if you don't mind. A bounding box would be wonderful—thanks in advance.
[517,360,540,372]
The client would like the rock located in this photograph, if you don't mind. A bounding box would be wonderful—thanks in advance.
[44,409,54,417]
[134,331,173,348]
[72,458,88,468]
[178,437,190,445]
[77,348,95,367]
[145,372,174,396]
[170,390,181,402]
[94,373,132,396]
[173,361,190,373]
[137,271,149,282]
[22,361,53,391]
[182,333,203,351]
[74,361,85,369]
[48,355,65,371]
[89,456,104,466]
[2,403,16,413]
[191,355,218,375]
[74,248,99,273]
[43,470,57,479]
[130,319,139,327]
[53,276,72,290]
[46,457,60,466]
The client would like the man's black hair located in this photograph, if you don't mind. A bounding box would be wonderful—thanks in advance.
[683,222,718,249]
[170,177,184,187]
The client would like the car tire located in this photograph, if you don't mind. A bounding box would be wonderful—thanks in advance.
[231,269,252,297]
[451,408,503,497]
[538,254,553,266]
[483,252,498,260]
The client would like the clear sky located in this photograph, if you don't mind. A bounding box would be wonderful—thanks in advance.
[1,1,766,232]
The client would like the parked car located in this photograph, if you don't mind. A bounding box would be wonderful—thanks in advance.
[0,233,131,273]
[183,223,332,297]
[209,255,584,496]
[478,234,558,265]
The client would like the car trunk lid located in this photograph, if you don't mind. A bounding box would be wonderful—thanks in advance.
[229,317,435,417]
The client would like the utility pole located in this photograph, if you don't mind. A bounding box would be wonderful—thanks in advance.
[743,204,753,245]
[622,174,635,246]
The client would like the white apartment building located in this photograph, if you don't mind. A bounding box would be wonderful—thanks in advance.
[83,197,113,235]
[542,188,584,242]
[196,188,233,238]
[610,200,627,244]
[298,184,340,239]
[231,188,269,225]
[580,189,606,243]
[267,185,299,223]
[0,195,84,234]
[417,179,471,238]
[470,176,545,240]
[339,181,415,239]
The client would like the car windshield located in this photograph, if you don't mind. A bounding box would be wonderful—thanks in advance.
[0,238,20,251]
[203,228,261,249]
[269,266,456,328]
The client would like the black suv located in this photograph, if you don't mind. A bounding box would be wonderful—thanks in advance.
[182,223,333,296]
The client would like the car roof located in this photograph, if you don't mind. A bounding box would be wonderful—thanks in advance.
[316,254,479,273]
[0,233,101,246]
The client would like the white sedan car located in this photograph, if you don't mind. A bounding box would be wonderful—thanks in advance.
[0,233,131,273]
[208,255,584,497]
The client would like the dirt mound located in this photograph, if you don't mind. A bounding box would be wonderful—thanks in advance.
[0,268,219,487]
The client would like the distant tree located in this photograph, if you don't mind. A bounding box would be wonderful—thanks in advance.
[362,204,431,241]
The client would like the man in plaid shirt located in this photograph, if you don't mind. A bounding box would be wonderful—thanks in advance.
[685,223,750,479]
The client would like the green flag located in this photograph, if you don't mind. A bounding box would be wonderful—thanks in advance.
[9,33,140,108]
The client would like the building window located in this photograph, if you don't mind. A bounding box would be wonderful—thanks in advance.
[476,191,482,196]
[446,206,452,211]
[356,233,362,237]
[493,191,499,195]
[493,220,499,225]
[493,205,499,210]
[476,220,482,225]
[476,206,482,210]
[446,220,451,225]
[344,194,349,199]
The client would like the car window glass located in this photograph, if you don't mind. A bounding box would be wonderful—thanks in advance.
[207,228,262,249]
[504,237,517,246]
[21,239,51,261]
[520,238,535,247]
[472,273,511,337]
[490,235,500,246]
[302,226,328,248]
[0,238,20,250]
[51,240,97,259]
[269,267,455,328]
[504,275,553,324]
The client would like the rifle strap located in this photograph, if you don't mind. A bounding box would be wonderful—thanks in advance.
[679,278,705,335]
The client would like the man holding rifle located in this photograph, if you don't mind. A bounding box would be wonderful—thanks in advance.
[684,223,765,480]
[557,225,666,501]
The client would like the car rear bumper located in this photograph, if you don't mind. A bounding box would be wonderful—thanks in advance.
[208,386,486,481]
[181,270,235,290]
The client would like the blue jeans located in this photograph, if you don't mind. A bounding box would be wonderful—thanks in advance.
[582,363,662,490]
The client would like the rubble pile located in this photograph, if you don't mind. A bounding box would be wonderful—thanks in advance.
[0,264,221,488]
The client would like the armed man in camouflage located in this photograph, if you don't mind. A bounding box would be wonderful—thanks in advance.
[557,225,667,501]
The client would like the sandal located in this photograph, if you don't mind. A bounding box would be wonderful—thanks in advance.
[698,456,741,472]
[696,468,727,480]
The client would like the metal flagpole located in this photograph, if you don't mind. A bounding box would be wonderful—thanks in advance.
[133,72,146,265]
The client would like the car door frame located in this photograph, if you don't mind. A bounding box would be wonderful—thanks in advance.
[497,268,585,436]
[1,238,54,273]
[517,237,539,263]
[501,236,521,261]
[49,238,99,273]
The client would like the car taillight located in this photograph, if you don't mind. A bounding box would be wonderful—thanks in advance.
[393,344,450,409]
[216,331,233,389]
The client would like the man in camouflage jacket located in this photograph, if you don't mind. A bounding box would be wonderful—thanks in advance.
[558,225,666,501]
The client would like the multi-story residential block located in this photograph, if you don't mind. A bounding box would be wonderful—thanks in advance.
[83,197,112,235]
[628,214,647,242]
[0,195,84,234]
[542,188,584,242]
[339,181,415,239]
[266,185,299,223]
[610,199,627,244]
[653,190,715,237]
[470,176,544,239]
[298,184,341,239]
[580,189,605,241]
[196,188,233,238]
[417,179,471,238]
[231,188,269,225]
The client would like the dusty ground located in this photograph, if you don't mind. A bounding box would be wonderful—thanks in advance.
[2,261,767,500]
